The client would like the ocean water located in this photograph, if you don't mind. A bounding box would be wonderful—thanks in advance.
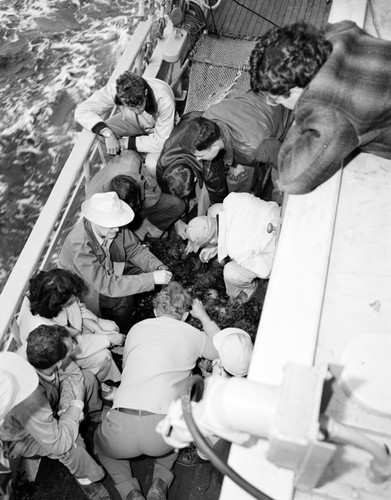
[0,0,139,290]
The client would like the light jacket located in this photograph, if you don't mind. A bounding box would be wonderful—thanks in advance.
[58,219,163,314]
[75,78,175,154]
[218,193,281,279]
[0,359,83,457]
[279,21,391,194]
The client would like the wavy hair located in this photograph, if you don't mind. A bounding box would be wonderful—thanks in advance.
[110,175,142,212]
[153,281,193,320]
[181,117,221,152]
[163,164,195,199]
[27,324,70,369]
[28,268,87,319]
[250,22,332,96]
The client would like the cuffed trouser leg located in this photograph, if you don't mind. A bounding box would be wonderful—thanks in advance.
[73,350,121,383]
[223,261,258,299]
[5,435,104,483]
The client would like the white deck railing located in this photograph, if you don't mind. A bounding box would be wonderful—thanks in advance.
[0,19,156,348]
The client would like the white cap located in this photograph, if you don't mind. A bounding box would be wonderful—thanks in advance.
[82,191,134,228]
[0,352,39,419]
[213,328,253,377]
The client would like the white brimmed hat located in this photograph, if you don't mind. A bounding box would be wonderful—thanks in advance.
[0,352,39,419]
[213,328,253,377]
[82,192,134,228]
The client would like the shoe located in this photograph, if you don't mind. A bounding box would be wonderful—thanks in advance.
[176,444,208,466]
[76,480,110,500]
[126,489,146,500]
[234,280,259,304]
[147,478,168,500]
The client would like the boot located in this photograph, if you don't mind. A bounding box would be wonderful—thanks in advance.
[147,477,168,500]
[76,479,110,500]
[126,489,146,500]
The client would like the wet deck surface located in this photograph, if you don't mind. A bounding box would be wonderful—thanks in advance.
[209,0,332,39]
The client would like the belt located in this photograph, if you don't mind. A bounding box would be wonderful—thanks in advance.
[116,407,154,417]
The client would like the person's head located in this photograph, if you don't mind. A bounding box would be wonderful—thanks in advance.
[182,117,223,161]
[114,71,149,114]
[249,22,332,109]
[153,281,193,321]
[28,268,87,319]
[26,324,73,370]
[213,328,253,377]
[82,191,135,239]
[0,352,39,421]
[186,216,218,248]
[162,164,196,199]
[109,175,143,213]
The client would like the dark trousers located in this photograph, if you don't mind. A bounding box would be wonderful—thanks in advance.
[140,193,186,231]
[99,261,142,334]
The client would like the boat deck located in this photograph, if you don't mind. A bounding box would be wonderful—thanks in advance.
[210,0,331,38]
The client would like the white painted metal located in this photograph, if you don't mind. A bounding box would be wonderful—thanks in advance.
[0,20,154,346]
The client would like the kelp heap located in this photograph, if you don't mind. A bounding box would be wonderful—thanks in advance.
[134,234,267,341]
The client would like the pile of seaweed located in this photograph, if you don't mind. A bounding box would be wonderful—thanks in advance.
[134,234,267,341]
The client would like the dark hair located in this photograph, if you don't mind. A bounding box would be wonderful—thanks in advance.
[28,268,87,319]
[27,324,70,369]
[110,175,142,212]
[162,164,195,199]
[153,281,193,320]
[115,71,147,108]
[249,22,332,96]
[181,117,221,152]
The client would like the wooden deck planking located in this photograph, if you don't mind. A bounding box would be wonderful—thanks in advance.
[210,0,331,38]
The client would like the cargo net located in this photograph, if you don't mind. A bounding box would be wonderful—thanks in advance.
[185,35,256,113]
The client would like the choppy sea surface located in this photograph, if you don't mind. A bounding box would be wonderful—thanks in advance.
[0,0,139,291]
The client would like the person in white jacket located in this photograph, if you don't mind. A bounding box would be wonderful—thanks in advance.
[185,192,281,303]
[75,71,176,177]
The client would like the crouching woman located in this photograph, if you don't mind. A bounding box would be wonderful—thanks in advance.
[18,268,124,383]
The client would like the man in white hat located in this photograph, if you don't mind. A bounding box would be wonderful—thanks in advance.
[0,352,39,423]
[185,192,281,303]
[0,325,111,500]
[59,191,172,333]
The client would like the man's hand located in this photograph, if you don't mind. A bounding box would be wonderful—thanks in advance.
[105,135,121,155]
[153,270,173,285]
[190,298,210,321]
[175,219,188,240]
[107,333,125,346]
[228,164,246,181]
[185,240,199,255]
[199,245,218,263]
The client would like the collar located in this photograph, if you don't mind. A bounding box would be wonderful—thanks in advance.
[217,212,228,262]
[216,122,233,166]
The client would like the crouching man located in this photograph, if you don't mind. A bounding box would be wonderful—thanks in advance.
[185,192,281,303]
[0,325,110,500]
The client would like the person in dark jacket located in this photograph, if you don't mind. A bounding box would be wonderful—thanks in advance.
[156,91,291,218]
[249,21,391,194]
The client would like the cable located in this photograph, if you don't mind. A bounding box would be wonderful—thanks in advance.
[181,393,275,500]
[231,0,280,28]
[207,0,219,37]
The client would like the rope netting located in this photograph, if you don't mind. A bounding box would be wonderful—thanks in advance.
[185,35,256,112]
